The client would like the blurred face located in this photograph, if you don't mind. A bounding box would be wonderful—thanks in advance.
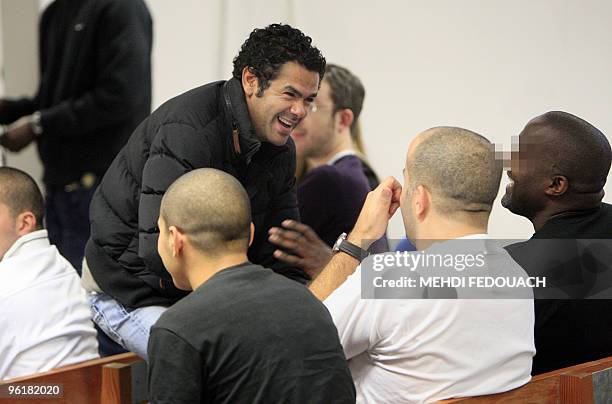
[501,126,549,219]
[291,80,337,159]
[157,216,190,290]
[245,61,320,146]
[0,202,19,261]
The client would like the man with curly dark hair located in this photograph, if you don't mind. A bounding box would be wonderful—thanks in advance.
[81,23,326,359]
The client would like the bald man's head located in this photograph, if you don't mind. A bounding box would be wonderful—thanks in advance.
[0,167,44,227]
[160,169,252,255]
[502,111,611,218]
[405,127,502,215]
[0,167,44,260]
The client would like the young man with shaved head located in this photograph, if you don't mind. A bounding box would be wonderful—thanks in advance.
[0,167,98,380]
[147,168,355,404]
[81,24,326,358]
[503,111,612,374]
[303,128,535,403]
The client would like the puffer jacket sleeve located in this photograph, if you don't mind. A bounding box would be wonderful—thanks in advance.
[138,122,211,279]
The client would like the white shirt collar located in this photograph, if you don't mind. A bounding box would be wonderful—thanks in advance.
[327,150,357,165]
[455,233,489,240]
[3,229,50,260]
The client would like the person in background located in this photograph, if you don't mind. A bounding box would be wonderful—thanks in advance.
[288,64,388,251]
[0,167,98,381]
[0,0,152,272]
[269,65,392,275]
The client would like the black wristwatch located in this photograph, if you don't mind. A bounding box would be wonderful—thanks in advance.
[332,232,369,262]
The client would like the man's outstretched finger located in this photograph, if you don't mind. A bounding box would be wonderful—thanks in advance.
[270,226,303,241]
[269,233,299,251]
[281,220,320,242]
[273,249,304,266]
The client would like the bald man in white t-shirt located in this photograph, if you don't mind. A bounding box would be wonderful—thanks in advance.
[279,127,536,403]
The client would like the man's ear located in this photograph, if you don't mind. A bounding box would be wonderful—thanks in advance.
[545,175,569,196]
[413,185,430,222]
[168,226,185,258]
[241,67,259,97]
[336,109,354,132]
[248,222,255,247]
[15,211,37,237]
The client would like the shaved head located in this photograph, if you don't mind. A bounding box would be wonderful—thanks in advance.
[407,127,502,215]
[160,169,251,255]
[0,167,44,227]
[526,111,610,194]
[502,111,611,219]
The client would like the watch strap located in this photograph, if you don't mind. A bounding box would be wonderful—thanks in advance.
[338,237,369,262]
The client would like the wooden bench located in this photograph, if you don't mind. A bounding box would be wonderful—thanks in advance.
[0,353,146,403]
[440,356,612,403]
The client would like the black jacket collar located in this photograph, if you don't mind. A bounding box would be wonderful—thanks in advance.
[222,78,261,165]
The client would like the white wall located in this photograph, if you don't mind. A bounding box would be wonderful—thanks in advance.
[3,0,612,240]
[0,0,42,186]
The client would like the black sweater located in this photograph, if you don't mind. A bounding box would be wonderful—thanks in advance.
[148,262,355,404]
[506,203,612,374]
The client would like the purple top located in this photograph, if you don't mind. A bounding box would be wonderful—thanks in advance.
[298,155,388,253]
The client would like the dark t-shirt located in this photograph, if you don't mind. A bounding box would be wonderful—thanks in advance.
[148,262,355,404]
[506,203,612,374]
[298,155,388,253]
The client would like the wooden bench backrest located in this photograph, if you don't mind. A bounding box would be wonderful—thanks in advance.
[440,356,612,403]
[0,353,146,404]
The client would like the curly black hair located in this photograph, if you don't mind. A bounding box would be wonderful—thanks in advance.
[232,24,326,96]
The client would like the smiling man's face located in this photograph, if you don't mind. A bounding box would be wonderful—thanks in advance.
[244,61,320,146]
[501,124,550,219]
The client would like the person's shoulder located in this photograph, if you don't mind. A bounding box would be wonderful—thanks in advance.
[217,264,312,299]
[96,0,150,15]
[154,291,211,332]
[145,82,225,136]
[306,161,365,187]
[601,202,612,217]
[157,82,224,119]
[301,165,343,187]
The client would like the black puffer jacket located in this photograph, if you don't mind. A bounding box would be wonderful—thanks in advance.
[85,78,304,308]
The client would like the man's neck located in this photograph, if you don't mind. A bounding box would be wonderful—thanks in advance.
[413,217,488,250]
[187,253,249,290]
[306,132,354,170]
[530,201,601,232]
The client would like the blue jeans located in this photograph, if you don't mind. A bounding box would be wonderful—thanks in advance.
[87,291,167,361]
[46,182,98,273]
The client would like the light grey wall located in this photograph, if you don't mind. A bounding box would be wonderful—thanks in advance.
[0,0,42,187]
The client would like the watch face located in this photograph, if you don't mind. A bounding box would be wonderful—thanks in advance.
[332,232,347,252]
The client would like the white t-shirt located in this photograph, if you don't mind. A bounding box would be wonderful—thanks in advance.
[324,235,535,403]
[0,230,99,381]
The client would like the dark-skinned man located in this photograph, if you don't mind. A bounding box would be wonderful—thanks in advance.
[503,111,612,374]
